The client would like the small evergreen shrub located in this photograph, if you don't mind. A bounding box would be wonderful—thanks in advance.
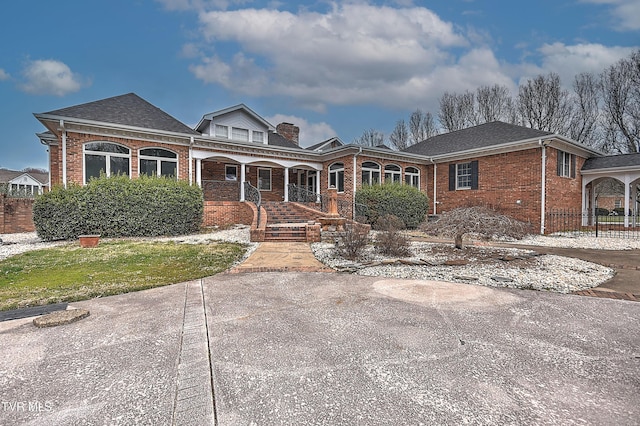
[33,175,203,241]
[355,183,429,229]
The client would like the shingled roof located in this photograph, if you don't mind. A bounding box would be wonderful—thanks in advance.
[40,93,198,135]
[268,132,302,149]
[403,121,553,157]
[582,152,640,170]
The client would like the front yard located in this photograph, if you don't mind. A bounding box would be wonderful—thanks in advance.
[0,240,246,311]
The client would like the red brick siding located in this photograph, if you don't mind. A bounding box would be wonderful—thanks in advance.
[203,201,254,227]
[50,132,191,185]
[1,196,35,234]
[430,148,544,228]
[544,148,585,213]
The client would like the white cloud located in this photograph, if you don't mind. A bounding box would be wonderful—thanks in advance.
[189,4,485,110]
[581,0,640,31]
[20,59,87,96]
[514,43,636,86]
[266,114,336,147]
[0,69,9,81]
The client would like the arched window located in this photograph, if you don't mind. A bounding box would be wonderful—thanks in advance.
[84,142,130,183]
[384,164,401,183]
[139,148,178,178]
[329,162,345,192]
[405,166,420,189]
[361,161,381,186]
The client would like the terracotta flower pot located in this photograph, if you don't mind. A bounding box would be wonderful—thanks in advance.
[79,235,100,248]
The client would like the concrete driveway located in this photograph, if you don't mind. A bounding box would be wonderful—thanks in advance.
[1,272,638,425]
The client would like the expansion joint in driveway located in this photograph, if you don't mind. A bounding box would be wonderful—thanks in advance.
[172,280,217,425]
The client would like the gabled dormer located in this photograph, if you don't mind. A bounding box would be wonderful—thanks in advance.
[195,104,276,145]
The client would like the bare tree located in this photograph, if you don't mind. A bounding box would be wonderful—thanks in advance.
[389,119,409,150]
[476,84,517,123]
[438,91,477,132]
[517,72,573,134]
[568,72,601,147]
[420,206,531,249]
[353,128,385,147]
[409,109,439,143]
[600,51,640,153]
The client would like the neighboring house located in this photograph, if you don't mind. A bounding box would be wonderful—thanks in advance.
[34,93,640,235]
[0,169,49,196]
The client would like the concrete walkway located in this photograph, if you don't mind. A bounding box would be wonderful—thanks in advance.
[228,242,334,273]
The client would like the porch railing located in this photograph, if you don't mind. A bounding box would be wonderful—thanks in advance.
[287,184,369,221]
[244,181,262,223]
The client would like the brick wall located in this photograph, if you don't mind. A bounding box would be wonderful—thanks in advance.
[1,196,35,234]
[544,148,585,213]
[202,201,254,227]
[51,132,191,185]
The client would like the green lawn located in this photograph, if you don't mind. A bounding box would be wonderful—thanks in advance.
[0,240,246,311]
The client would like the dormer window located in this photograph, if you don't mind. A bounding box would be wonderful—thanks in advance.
[215,125,228,138]
[232,127,249,142]
[252,131,264,143]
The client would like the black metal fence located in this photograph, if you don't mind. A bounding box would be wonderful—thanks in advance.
[545,209,640,239]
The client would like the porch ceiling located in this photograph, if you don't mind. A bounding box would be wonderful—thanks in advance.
[194,150,322,171]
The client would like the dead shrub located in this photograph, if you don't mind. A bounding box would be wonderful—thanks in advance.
[337,223,370,260]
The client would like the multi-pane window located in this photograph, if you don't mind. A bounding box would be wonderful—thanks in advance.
[252,131,264,143]
[456,162,472,189]
[329,162,345,192]
[258,168,271,191]
[361,161,380,186]
[405,167,420,189]
[557,150,575,178]
[139,148,178,178]
[384,164,401,183]
[84,142,130,183]
[225,165,238,181]
[232,127,249,142]
[215,124,228,138]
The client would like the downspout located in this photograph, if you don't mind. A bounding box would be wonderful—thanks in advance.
[430,158,437,215]
[60,120,67,188]
[189,136,194,185]
[539,139,548,235]
[353,146,362,219]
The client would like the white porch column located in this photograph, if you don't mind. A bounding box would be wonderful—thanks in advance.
[316,170,321,202]
[240,163,246,202]
[582,180,588,226]
[624,178,631,228]
[590,184,597,226]
[195,159,202,187]
[284,167,290,202]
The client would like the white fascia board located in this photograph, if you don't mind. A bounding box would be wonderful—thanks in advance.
[581,166,640,175]
[204,104,276,131]
[34,113,195,142]
[320,144,433,164]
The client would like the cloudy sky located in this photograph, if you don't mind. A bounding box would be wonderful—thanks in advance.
[0,0,638,170]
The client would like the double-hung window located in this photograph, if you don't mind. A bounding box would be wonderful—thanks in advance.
[449,161,478,191]
[84,142,130,183]
[557,150,576,178]
[329,162,345,192]
[139,148,178,178]
[258,168,271,191]
[232,127,249,142]
[215,125,229,138]
[252,131,264,143]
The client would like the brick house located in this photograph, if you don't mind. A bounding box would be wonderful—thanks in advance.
[33,93,640,238]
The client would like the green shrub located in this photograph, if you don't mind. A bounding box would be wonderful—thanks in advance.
[33,175,203,241]
[595,207,609,216]
[355,183,429,229]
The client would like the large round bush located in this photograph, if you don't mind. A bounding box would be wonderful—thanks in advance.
[33,175,203,241]
[355,183,429,229]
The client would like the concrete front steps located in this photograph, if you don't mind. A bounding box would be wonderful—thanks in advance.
[262,202,322,242]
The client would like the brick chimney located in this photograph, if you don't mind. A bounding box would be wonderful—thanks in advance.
[276,122,299,145]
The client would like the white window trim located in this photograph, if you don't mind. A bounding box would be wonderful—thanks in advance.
[362,162,381,186]
[455,162,472,190]
[138,148,178,178]
[329,163,345,193]
[405,167,420,189]
[252,130,265,144]
[83,142,131,184]
[384,164,402,183]
[225,164,238,181]
[258,168,272,191]
[559,151,573,178]
[215,124,229,138]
